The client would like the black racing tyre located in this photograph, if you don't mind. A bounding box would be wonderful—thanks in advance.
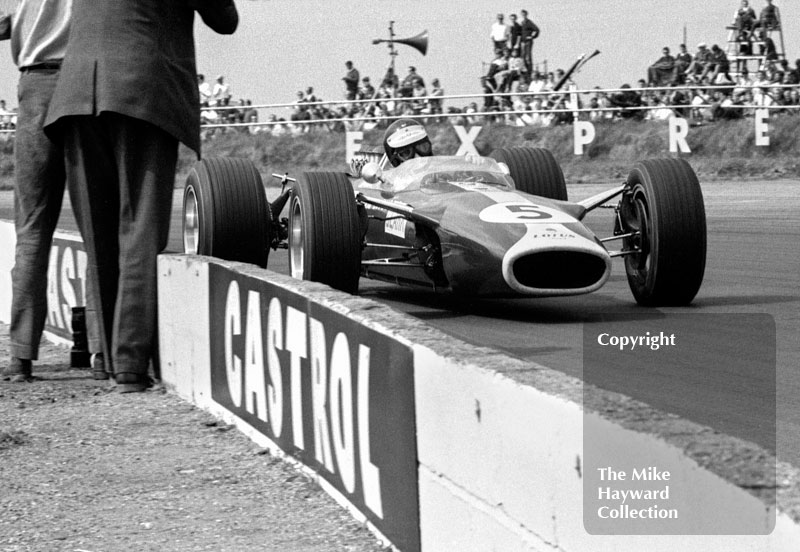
[183,157,271,268]
[289,172,361,294]
[620,158,706,306]
[489,146,568,201]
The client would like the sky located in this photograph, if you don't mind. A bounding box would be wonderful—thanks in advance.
[1,0,798,114]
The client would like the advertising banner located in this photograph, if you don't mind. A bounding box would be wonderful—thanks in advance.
[44,234,90,341]
[208,264,420,552]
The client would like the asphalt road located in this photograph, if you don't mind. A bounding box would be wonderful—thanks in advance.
[350,180,800,465]
[2,178,798,466]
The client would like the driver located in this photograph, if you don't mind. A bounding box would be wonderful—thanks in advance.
[383,118,434,167]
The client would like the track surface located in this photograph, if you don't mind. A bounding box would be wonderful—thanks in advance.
[2,179,798,466]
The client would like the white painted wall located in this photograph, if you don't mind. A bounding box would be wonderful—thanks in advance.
[0,221,16,322]
[156,255,212,407]
[412,346,798,551]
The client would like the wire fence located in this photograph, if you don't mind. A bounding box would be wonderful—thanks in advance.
[198,82,800,134]
[0,83,797,137]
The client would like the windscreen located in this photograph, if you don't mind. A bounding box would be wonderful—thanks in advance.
[386,156,514,194]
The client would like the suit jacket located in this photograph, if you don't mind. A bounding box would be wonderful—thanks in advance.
[44,0,237,155]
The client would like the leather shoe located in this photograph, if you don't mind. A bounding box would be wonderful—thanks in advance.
[114,372,153,393]
[90,353,110,380]
[2,358,34,382]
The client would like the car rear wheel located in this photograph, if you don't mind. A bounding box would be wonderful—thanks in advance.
[620,158,706,306]
[289,172,361,294]
[183,157,271,267]
[489,146,568,201]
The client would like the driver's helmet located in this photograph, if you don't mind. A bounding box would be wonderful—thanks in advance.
[383,118,433,167]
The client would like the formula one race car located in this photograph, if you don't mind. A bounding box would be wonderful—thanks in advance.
[182,147,706,306]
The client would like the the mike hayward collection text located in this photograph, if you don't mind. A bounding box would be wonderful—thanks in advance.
[595,466,679,520]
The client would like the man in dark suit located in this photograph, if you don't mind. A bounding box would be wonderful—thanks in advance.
[519,9,540,76]
[44,0,239,392]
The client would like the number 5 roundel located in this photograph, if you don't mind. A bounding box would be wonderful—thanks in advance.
[479,202,575,224]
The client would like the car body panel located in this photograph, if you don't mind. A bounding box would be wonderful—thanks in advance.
[354,156,612,297]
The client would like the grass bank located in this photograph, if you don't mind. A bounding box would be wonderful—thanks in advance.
[2,117,799,190]
[182,116,800,186]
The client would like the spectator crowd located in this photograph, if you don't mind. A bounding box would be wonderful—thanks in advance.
[196,2,798,137]
[4,3,796,140]
[198,73,259,128]
[0,98,17,132]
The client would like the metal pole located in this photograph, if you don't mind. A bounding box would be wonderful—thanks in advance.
[389,21,397,74]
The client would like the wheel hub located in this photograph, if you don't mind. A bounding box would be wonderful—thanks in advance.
[184,187,199,255]
[289,199,304,279]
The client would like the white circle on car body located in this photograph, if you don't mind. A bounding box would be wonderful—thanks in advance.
[479,202,577,224]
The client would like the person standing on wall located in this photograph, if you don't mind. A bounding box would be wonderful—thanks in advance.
[490,13,509,55]
[519,9,540,77]
[508,13,522,52]
[43,0,239,393]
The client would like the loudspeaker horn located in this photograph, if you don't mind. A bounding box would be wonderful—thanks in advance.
[373,30,428,56]
[394,30,428,56]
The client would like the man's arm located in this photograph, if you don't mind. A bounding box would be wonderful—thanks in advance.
[188,0,238,34]
[522,20,540,40]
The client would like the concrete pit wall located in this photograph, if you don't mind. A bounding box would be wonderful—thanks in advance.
[157,253,800,552]
[1,220,798,551]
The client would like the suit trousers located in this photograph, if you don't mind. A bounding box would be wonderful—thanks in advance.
[10,68,65,360]
[61,113,177,378]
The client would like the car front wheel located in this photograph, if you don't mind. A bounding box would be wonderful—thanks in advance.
[183,157,271,268]
[289,172,361,294]
[620,158,706,306]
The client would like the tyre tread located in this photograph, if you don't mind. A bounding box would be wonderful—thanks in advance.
[625,158,706,305]
[293,172,361,293]
[184,157,270,267]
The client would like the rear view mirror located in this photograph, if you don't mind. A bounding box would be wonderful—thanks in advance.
[361,162,384,184]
